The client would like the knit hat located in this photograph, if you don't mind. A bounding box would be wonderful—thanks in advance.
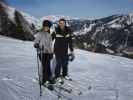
[43,20,52,28]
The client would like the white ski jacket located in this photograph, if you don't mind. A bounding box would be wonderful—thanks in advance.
[34,32,53,54]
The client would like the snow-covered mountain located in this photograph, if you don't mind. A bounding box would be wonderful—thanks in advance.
[68,14,133,58]
[69,14,133,34]
[21,12,39,26]
[0,35,133,100]
[0,2,34,40]
[40,15,71,22]
[0,2,133,58]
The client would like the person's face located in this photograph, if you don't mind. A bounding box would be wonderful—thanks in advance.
[59,21,66,29]
[43,26,50,32]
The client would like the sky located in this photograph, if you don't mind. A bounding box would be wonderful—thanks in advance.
[3,0,133,18]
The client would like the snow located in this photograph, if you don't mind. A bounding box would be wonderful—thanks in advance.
[6,7,15,23]
[0,35,133,100]
[127,13,133,24]
[21,12,39,26]
[107,17,124,29]
[74,23,95,35]
[2,4,16,23]
[129,13,133,23]
[40,15,85,22]
[40,15,71,22]
[91,27,103,40]
[107,18,122,29]
[83,24,92,32]
[0,3,15,23]
[107,18,120,25]
[110,24,122,29]
[101,40,110,47]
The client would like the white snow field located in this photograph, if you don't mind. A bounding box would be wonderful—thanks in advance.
[0,35,133,100]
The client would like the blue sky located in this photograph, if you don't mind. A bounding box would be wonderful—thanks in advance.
[6,0,133,18]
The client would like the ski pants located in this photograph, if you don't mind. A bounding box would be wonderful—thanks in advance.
[55,54,69,78]
[39,53,52,83]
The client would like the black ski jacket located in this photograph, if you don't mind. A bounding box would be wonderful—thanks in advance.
[52,26,74,56]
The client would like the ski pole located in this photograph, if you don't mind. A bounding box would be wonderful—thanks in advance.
[36,48,42,96]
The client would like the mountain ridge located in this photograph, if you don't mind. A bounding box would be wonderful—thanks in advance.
[0,3,133,58]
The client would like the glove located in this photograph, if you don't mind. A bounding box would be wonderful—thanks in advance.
[49,53,53,59]
[68,52,75,62]
[34,43,40,48]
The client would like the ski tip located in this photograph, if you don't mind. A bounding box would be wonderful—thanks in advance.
[78,92,83,95]
[48,85,54,91]
[40,92,42,96]
[88,86,92,90]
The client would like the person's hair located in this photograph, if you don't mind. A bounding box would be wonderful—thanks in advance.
[59,18,66,24]
[41,20,52,33]
[42,20,52,27]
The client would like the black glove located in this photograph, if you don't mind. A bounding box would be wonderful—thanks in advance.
[49,54,53,59]
[34,43,40,48]
[68,53,75,62]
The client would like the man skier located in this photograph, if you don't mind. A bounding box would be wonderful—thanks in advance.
[52,18,75,82]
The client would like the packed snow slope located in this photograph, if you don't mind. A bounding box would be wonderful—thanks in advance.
[0,35,133,100]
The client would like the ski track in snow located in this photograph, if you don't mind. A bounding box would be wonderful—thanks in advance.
[0,36,133,100]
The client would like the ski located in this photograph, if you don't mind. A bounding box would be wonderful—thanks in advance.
[63,81,83,95]
[53,83,73,94]
[53,87,72,100]
[33,78,72,99]
[33,76,91,98]
[42,84,72,100]
[53,77,83,95]
[64,77,92,91]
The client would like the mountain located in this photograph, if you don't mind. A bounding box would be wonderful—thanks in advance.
[41,15,71,22]
[21,12,39,28]
[0,35,133,100]
[0,3,133,58]
[0,2,34,41]
[67,14,133,58]
[36,14,133,58]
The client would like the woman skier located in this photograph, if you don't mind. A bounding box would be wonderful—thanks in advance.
[34,20,54,85]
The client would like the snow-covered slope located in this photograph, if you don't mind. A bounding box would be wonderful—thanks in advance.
[21,12,39,26]
[1,3,38,27]
[0,3,34,40]
[0,35,133,100]
[74,23,95,35]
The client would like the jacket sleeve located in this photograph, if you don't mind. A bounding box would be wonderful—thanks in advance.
[51,32,56,40]
[34,33,40,45]
[68,28,74,52]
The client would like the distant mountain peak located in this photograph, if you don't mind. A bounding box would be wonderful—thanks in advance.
[0,2,16,23]
[40,15,71,22]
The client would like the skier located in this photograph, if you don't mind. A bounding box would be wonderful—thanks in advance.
[52,18,75,82]
[34,20,54,85]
